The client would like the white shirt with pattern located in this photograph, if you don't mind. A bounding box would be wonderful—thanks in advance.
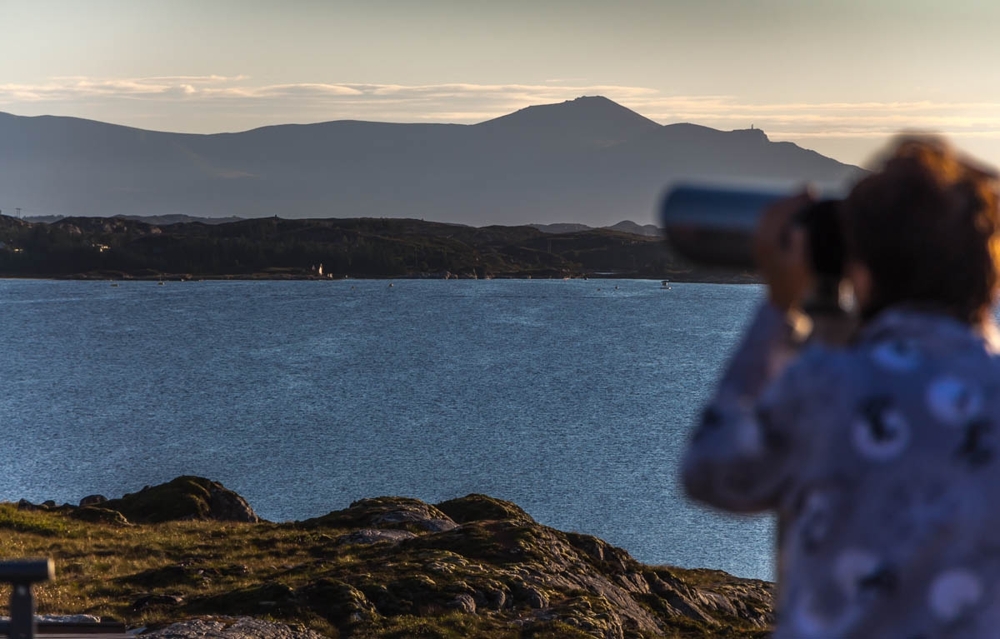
[683,302,1000,638]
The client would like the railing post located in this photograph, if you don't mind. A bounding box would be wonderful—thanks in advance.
[10,582,35,639]
[0,559,54,639]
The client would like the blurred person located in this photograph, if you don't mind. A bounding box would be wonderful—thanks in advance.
[682,137,1000,637]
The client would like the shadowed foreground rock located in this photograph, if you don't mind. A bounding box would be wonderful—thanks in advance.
[5,478,773,638]
[141,617,325,638]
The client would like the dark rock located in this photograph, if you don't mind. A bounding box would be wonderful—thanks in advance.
[16,499,74,514]
[132,594,184,611]
[482,587,508,610]
[35,614,102,624]
[298,578,378,626]
[121,564,207,589]
[566,532,631,571]
[448,593,477,614]
[79,494,108,507]
[336,528,417,545]
[358,574,457,617]
[219,564,250,577]
[207,484,259,522]
[187,583,298,618]
[139,617,326,638]
[302,496,456,533]
[69,506,129,526]
[101,477,260,524]
[404,519,561,566]
[544,595,627,639]
[525,587,549,609]
[435,493,535,524]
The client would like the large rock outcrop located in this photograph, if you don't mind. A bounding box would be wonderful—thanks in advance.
[293,493,774,637]
[3,479,773,638]
[99,476,260,524]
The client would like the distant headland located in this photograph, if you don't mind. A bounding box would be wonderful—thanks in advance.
[0,214,758,282]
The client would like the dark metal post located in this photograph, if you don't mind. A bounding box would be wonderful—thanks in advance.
[10,583,35,639]
[0,559,54,639]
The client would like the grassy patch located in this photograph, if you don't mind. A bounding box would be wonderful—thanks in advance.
[0,504,76,537]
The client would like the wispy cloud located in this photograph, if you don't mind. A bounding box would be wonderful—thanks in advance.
[0,76,653,106]
[3,75,1000,144]
[0,76,363,101]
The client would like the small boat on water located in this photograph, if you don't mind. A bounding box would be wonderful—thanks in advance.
[661,280,671,290]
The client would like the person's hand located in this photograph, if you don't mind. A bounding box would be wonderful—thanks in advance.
[754,191,815,311]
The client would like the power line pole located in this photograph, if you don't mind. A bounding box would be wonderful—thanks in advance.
[15,208,21,219]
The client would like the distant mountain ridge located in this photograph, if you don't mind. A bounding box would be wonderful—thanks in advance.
[531,220,660,237]
[23,213,662,237]
[0,96,863,226]
[24,213,245,226]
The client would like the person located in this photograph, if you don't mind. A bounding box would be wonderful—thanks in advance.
[682,137,1000,638]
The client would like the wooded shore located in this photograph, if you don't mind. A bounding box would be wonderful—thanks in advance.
[0,216,757,283]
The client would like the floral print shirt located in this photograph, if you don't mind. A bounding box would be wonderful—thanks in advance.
[683,302,1000,638]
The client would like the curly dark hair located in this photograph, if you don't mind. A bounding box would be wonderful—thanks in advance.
[841,136,1000,324]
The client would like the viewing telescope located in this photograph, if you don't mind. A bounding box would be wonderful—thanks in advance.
[659,184,846,276]
[0,559,53,639]
[660,183,851,321]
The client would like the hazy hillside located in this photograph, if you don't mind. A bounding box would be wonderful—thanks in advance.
[25,213,245,226]
[531,221,661,237]
[0,96,864,226]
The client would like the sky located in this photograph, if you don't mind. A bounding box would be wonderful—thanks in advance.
[2,0,1000,168]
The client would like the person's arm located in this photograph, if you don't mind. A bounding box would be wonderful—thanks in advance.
[682,192,817,512]
[681,302,805,512]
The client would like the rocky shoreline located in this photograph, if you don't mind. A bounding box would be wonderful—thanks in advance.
[5,477,774,638]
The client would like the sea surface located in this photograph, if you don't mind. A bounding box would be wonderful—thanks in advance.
[0,279,773,580]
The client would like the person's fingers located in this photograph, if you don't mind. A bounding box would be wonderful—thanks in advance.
[754,191,814,267]
[756,191,817,310]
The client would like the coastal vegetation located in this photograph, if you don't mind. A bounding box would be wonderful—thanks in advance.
[0,215,755,282]
[3,477,774,638]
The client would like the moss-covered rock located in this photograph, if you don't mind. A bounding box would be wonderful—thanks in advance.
[69,506,130,526]
[434,494,534,525]
[302,497,455,534]
[101,476,259,524]
[298,578,378,627]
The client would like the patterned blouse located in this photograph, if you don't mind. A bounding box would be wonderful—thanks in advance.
[683,302,1000,638]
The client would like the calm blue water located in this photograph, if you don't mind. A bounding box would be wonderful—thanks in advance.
[0,279,774,580]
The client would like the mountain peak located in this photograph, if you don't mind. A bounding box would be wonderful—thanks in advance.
[474,95,661,146]
[0,99,862,226]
